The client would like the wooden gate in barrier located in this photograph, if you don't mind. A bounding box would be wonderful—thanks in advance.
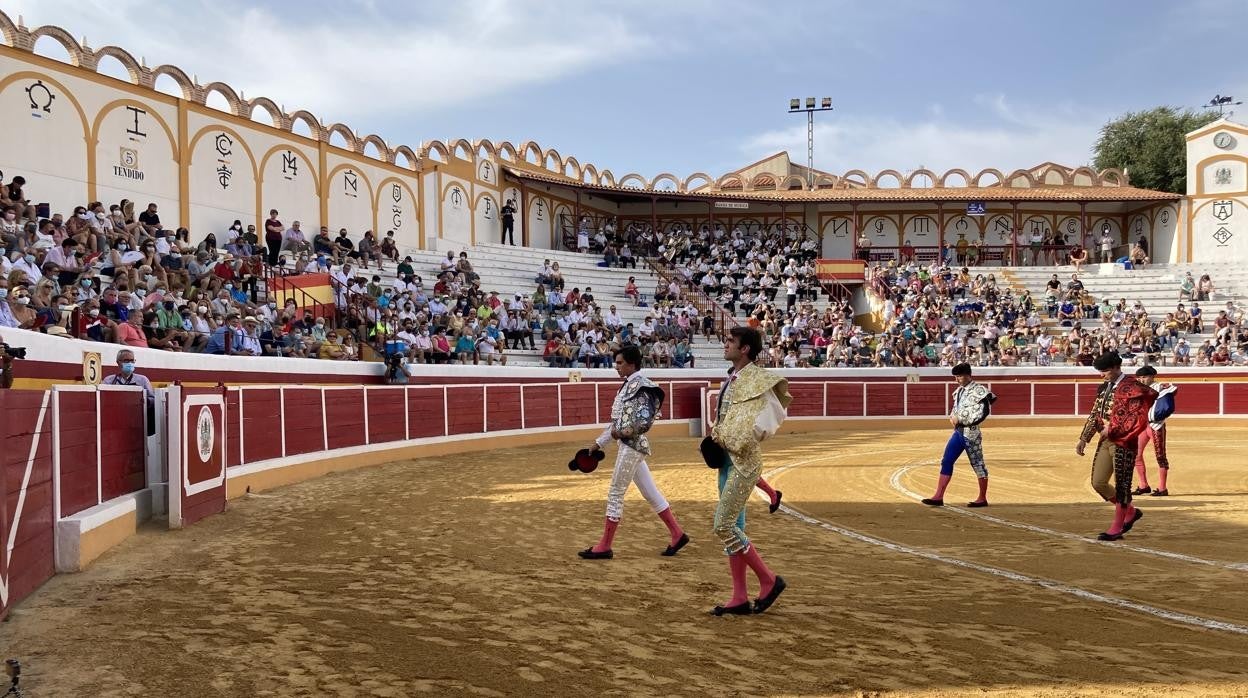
[165,387,227,528]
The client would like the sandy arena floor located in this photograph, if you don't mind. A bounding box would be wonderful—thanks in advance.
[3,424,1248,697]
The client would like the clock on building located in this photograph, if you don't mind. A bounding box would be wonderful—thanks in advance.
[1213,132,1237,150]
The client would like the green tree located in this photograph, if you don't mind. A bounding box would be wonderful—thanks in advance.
[1092,107,1217,194]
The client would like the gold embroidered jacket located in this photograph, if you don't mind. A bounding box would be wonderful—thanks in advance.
[711,363,792,476]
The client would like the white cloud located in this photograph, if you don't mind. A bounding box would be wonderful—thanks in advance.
[742,96,1104,177]
[4,0,661,137]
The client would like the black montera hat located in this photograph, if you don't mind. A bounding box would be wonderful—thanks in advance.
[1093,351,1123,371]
[568,448,605,474]
[699,436,727,470]
[951,362,973,376]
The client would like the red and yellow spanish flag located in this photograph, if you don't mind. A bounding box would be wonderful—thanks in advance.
[269,273,337,318]
[815,259,865,283]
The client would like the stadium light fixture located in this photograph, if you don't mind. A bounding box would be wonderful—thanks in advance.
[787,97,834,187]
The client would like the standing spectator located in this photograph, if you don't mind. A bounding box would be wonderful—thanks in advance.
[101,348,154,399]
[856,231,871,262]
[1099,227,1113,263]
[501,199,516,246]
[263,209,284,266]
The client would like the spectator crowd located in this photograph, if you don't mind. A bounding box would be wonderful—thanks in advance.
[3,170,1244,371]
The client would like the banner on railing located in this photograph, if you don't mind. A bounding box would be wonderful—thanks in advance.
[815,259,865,282]
[269,272,335,316]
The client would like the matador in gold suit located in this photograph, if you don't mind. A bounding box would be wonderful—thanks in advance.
[708,339,791,616]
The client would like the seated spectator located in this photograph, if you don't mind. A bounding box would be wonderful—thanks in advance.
[624,276,640,306]
[1195,274,1215,301]
[1069,245,1087,271]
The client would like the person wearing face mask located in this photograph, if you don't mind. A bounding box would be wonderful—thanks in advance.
[155,297,191,346]
[13,250,41,284]
[0,280,19,328]
[5,283,37,330]
[102,349,156,432]
[198,232,219,257]
[224,221,243,245]
[0,206,19,238]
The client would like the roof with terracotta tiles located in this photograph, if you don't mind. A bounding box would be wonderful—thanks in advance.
[503,166,1181,203]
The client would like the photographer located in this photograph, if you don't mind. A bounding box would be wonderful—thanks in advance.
[0,332,18,389]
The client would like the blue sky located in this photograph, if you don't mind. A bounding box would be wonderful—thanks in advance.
[7,0,1248,180]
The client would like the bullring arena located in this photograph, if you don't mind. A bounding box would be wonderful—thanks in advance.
[5,423,1248,696]
[4,6,1248,698]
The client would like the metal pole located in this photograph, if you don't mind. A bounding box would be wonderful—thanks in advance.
[807,111,815,188]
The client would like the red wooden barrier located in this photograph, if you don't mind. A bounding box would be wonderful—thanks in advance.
[283,388,325,455]
[325,389,366,450]
[366,388,406,444]
[1,390,54,621]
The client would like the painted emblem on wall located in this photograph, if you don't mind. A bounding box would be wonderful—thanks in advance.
[1213,200,1233,221]
[281,151,298,180]
[390,184,403,228]
[450,187,464,209]
[1214,133,1237,150]
[215,132,234,190]
[480,161,493,182]
[1215,167,1233,186]
[481,197,494,220]
[1213,227,1233,246]
[115,147,144,181]
[343,171,358,198]
[25,80,55,114]
[1160,209,1170,226]
[124,105,147,138]
[873,219,884,237]
[909,216,932,237]
[196,406,215,463]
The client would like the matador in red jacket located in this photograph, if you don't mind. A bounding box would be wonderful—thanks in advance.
[1075,351,1157,541]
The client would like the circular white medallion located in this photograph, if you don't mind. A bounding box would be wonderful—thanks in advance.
[1214,132,1236,150]
[196,406,215,462]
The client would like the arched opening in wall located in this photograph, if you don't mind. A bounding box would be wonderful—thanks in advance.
[363,140,383,161]
[205,89,233,114]
[394,149,414,169]
[32,35,75,64]
[873,171,903,189]
[974,171,1003,187]
[95,54,135,83]
[291,116,315,138]
[153,73,185,98]
[250,104,276,127]
[328,129,350,150]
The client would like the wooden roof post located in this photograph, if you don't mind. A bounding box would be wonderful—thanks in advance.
[1011,201,1020,266]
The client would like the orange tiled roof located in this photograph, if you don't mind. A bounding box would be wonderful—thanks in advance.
[503,166,1180,203]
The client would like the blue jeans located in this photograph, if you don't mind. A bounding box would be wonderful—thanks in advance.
[717,455,747,532]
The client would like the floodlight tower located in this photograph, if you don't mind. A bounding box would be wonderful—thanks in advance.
[788,97,833,187]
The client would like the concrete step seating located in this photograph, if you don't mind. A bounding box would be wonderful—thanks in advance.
[361,243,728,367]
[1000,263,1246,323]
[991,263,1245,363]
